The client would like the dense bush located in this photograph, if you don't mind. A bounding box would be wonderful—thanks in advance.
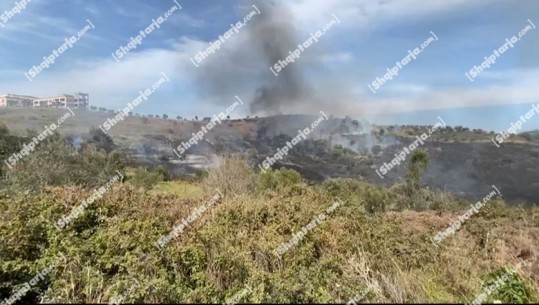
[84,127,116,153]
[322,178,365,204]
[256,168,302,191]
[2,126,125,193]
[1,173,537,303]
[404,149,429,196]
[128,168,166,189]
[1,145,538,304]
[480,267,536,303]
[0,123,25,179]
[363,185,390,214]
[203,157,255,195]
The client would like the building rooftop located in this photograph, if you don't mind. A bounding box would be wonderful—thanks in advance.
[0,94,38,99]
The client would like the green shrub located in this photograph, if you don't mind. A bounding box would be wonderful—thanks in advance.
[0,123,25,179]
[480,267,535,303]
[4,132,125,192]
[476,199,508,220]
[322,178,364,204]
[84,127,116,153]
[203,157,255,195]
[194,170,209,182]
[155,165,170,182]
[128,168,165,189]
[404,149,429,197]
[256,168,301,192]
[364,185,389,214]
[0,123,23,156]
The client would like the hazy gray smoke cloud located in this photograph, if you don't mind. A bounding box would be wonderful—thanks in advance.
[246,0,315,115]
[191,0,318,116]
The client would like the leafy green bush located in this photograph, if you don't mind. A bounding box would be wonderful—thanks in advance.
[84,127,116,153]
[480,267,535,303]
[364,185,389,214]
[4,131,125,192]
[476,199,508,220]
[155,165,170,182]
[404,149,429,196]
[0,123,25,180]
[256,168,301,192]
[322,178,365,205]
[128,168,165,189]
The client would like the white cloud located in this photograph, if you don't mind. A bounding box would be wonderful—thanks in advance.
[282,0,508,31]
[0,14,77,43]
[0,44,185,108]
[356,69,539,116]
[272,68,539,118]
[84,4,100,16]
[170,14,207,28]
[317,52,353,64]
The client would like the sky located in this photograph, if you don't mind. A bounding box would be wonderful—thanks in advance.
[0,0,538,131]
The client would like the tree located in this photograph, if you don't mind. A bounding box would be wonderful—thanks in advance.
[5,131,125,192]
[371,145,382,155]
[227,115,230,120]
[195,116,198,121]
[162,114,168,120]
[521,133,532,141]
[405,149,429,196]
[86,127,115,153]
[0,123,24,179]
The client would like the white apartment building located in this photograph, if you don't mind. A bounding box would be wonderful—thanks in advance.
[73,92,89,109]
[33,92,89,109]
[0,94,37,108]
[0,93,89,110]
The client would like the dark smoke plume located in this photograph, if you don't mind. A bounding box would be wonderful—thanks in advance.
[246,0,314,114]
[191,0,318,116]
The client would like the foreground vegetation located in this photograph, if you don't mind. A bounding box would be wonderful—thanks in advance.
[0,124,538,303]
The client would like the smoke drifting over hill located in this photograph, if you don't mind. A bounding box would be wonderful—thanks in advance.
[191,0,338,116]
[246,1,316,115]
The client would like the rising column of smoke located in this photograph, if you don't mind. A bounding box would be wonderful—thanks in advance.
[247,0,315,115]
[191,0,318,116]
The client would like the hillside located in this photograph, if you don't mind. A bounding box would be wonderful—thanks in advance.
[1,108,538,205]
[0,118,538,303]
